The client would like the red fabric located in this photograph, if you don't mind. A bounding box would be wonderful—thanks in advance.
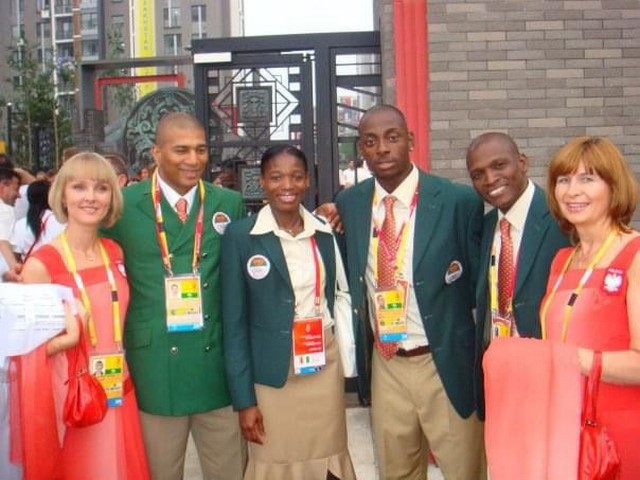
[484,337,582,480]
[375,195,399,359]
[10,240,150,480]
[543,236,640,480]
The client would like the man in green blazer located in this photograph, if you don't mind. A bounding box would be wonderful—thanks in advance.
[466,132,569,419]
[103,113,246,479]
[335,105,485,480]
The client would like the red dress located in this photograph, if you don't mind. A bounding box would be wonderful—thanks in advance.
[542,236,640,479]
[10,240,149,480]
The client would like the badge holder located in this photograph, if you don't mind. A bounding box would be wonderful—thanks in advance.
[90,353,124,407]
[165,274,205,332]
[375,280,409,343]
[292,316,326,375]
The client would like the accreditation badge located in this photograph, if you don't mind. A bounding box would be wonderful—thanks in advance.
[165,274,204,332]
[90,353,124,407]
[375,279,409,342]
[292,316,325,375]
[491,314,514,339]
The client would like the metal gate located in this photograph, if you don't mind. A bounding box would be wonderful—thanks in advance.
[192,31,381,209]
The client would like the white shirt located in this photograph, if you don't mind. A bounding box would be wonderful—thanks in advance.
[494,180,535,268]
[341,167,371,187]
[251,204,335,328]
[11,210,66,259]
[0,202,15,241]
[13,185,29,221]
[156,174,198,216]
[366,165,428,349]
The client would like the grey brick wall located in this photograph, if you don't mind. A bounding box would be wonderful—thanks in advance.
[423,0,640,189]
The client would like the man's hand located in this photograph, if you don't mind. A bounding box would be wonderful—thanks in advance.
[315,202,343,233]
[239,406,266,445]
[2,262,22,282]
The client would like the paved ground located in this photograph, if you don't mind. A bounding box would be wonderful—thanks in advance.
[185,405,445,479]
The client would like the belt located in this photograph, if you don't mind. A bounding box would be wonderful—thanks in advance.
[395,345,431,357]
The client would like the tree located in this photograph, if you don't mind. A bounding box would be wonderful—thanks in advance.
[101,28,137,123]
[5,40,72,169]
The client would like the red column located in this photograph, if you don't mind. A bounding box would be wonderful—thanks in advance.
[393,0,429,171]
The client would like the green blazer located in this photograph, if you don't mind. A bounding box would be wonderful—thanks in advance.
[335,170,484,418]
[474,184,569,419]
[103,179,245,415]
[220,213,336,411]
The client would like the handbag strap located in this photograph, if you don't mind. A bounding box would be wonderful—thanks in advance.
[584,351,603,424]
[67,315,90,378]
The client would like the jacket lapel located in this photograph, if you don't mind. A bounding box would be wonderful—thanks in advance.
[413,173,443,268]
[258,233,292,291]
[514,186,551,296]
[479,210,498,292]
[353,182,375,278]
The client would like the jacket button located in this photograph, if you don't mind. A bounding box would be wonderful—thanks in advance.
[204,314,210,321]
[170,346,178,355]
[203,282,209,289]
[201,252,208,258]
[204,345,212,352]
[354,308,358,315]
[358,276,363,283]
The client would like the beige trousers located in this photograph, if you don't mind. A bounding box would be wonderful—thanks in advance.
[139,406,246,480]
[371,349,486,480]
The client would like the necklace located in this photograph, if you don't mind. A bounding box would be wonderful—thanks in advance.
[279,217,304,236]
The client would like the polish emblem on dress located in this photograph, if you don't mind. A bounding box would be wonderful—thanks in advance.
[115,260,127,278]
[602,267,624,294]
[247,254,271,280]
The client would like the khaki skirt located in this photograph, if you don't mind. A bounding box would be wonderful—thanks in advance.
[244,328,357,480]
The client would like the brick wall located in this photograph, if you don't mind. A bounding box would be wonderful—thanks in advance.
[425,0,640,189]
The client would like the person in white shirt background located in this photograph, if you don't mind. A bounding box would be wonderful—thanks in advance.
[340,157,371,189]
[11,180,65,261]
[0,168,21,270]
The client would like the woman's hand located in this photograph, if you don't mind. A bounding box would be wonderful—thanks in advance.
[46,299,85,356]
[315,203,344,233]
[239,406,266,445]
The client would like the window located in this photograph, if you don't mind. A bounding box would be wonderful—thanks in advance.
[12,24,25,41]
[112,15,125,35]
[82,40,99,58]
[37,47,53,64]
[192,32,207,40]
[191,5,206,23]
[81,12,98,30]
[57,44,74,60]
[163,7,180,28]
[37,21,52,40]
[56,19,73,40]
[164,33,182,55]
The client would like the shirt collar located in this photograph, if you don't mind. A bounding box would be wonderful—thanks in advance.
[498,179,535,232]
[156,173,198,211]
[373,164,419,208]
[251,204,332,238]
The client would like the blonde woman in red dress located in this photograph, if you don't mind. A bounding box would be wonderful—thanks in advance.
[541,136,640,479]
[11,153,149,479]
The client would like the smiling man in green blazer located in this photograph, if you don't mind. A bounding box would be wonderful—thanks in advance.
[335,105,485,480]
[466,132,569,420]
[103,112,246,480]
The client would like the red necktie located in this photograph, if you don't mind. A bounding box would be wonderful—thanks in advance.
[375,195,399,359]
[498,218,514,315]
[175,198,188,223]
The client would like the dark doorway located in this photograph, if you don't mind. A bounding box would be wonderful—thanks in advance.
[192,31,381,209]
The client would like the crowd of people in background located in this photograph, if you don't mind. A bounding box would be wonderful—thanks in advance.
[0,106,639,480]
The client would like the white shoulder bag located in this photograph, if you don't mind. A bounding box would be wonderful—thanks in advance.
[333,239,357,378]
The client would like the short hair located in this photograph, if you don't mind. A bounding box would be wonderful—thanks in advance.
[49,152,124,227]
[0,167,20,184]
[260,145,308,175]
[62,146,81,162]
[466,132,521,162]
[547,136,637,236]
[359,104,408,130]
[103,152,128,177]
[155,112,204,146]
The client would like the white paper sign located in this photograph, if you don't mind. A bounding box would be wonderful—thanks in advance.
[0,283,75,357]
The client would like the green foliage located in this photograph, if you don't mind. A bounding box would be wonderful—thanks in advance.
[5,40,72,169]
[101,28,137,120]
